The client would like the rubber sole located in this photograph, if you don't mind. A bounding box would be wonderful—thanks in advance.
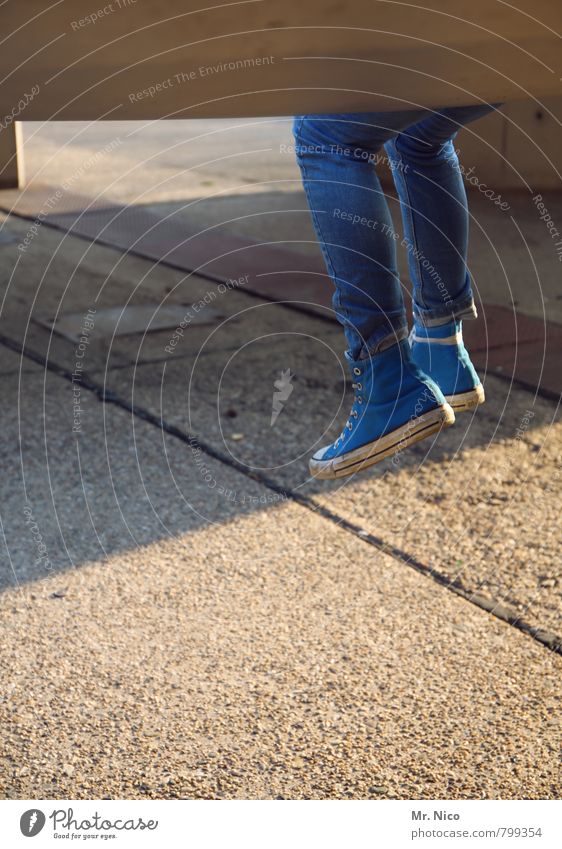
[309,403,455,480]
[445,383,485,412]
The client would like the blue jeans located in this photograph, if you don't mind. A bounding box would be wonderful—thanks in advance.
[293,105,498,359]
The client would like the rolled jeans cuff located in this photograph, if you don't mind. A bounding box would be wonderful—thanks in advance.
[355,321,409,360]
[413,296,478,327]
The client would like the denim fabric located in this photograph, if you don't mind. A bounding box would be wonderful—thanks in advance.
[293,104,498,359]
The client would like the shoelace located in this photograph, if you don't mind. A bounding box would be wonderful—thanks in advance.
[334,381,363,446]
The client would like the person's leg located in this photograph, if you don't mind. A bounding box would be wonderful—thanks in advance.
[293,110,431,360]
[385,104,499,409]
[384,103,498,326]
[293,111,454,479]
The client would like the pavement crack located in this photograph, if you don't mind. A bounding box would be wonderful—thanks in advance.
[1,329,560,657]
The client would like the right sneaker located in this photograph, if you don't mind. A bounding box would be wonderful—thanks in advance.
[409,319,485,413]
[309,339,455,480]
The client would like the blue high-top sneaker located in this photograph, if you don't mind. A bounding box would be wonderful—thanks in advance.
[409,319,485,413]
[309,339,455,480]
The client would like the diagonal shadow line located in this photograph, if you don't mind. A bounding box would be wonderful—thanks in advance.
[0,328,560,656]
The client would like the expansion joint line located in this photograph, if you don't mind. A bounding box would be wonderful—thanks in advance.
[0,330,559,657]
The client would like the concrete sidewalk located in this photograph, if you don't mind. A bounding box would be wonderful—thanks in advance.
[0,209,560,799]
[0,120,560,800]
[0,353,560,800]
[16,118,562,326]
[1,207,559,639]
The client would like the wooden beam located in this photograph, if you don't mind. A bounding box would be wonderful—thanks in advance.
[0,122,25,189]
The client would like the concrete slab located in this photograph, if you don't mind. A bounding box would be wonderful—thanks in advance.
[9,119,562,326]
[103,323,562,639]
[38,303,225,343]
[0,210,261,371]
[0,364,272,592]
[0,360,560,801]
[4,180,561,397]
[1,116,560,804]
[0,215,559,639]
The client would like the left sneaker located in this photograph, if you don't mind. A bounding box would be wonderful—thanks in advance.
[409,319,485,413]
[309,339,455,480]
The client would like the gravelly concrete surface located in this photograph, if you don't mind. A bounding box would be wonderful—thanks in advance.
[0,212,559,638]
[94,305,562,638]
[0,132,560,800]
[2,520,561,801]
[0,361,560,800]
[0,351,274,586]
[17,120,562,324]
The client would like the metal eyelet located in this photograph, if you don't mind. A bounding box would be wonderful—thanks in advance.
[356,382,362,390]
[358,397,363,404]
[347,422,353,430]
[353,367,361,376]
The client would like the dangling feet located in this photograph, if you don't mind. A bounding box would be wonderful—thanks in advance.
[409,319,485,413]
[309,339,455,480]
